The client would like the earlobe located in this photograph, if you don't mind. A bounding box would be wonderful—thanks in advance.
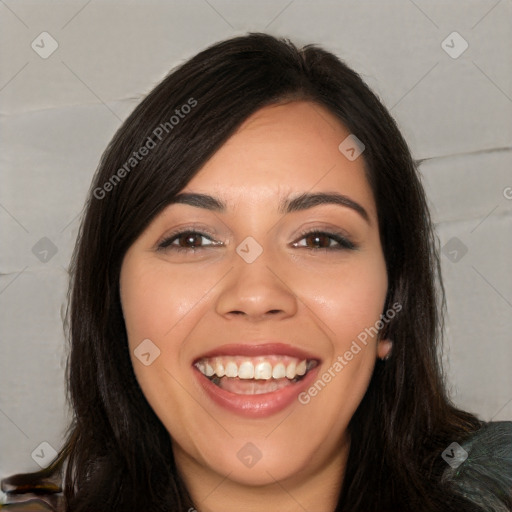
[377,339,392,360]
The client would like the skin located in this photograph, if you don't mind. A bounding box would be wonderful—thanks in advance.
[120,101,391,512]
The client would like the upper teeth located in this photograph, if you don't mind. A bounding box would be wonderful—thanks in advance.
[195,356,313,380]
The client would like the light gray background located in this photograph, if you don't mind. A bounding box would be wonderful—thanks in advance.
[1,0,511,481]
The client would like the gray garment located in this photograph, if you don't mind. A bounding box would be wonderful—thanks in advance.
[441,421,512,511]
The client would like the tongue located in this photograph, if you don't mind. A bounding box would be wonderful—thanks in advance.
[216,376,293,395]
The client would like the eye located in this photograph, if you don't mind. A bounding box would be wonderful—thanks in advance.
[292,230,356,250]
[157,230,222,252]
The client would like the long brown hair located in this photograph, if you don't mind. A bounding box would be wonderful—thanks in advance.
[52,33,486,510]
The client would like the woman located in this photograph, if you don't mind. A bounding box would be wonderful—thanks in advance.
[2,33,511,512]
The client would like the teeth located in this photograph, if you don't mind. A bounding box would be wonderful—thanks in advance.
[296,360,307,376]
[238,361,254,379]
[225,361,238,378]
[214,360,225,378]
[285,362,296,379]
[195,356,315,381]
[205,363,214,377]
[254,361,272,380]
[272,363,286,379]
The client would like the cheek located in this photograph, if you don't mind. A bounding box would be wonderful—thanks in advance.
[119,256,206,433]
[120,257,212,343]
[304,254,388,352]
[297,265,387,434]
[287,249,387,422]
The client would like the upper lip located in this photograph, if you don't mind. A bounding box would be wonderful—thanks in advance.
[193,342,321,363]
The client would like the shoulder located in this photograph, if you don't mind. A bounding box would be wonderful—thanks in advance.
[441,421,512,511]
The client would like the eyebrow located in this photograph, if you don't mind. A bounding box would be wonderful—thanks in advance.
[169,192,370,223]
[281,192,369,222]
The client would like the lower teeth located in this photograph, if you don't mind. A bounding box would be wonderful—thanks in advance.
[210,373,306,388]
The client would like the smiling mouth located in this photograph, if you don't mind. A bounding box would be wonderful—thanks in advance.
[194,355,319,395]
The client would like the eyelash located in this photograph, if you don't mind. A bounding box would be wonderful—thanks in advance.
[157,228,356,253]
[293,229,356,251]
[157,230,221,253]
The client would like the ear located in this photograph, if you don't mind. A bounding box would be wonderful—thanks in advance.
[377,338,392,360]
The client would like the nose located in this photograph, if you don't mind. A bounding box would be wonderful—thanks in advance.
[215,248,299,322]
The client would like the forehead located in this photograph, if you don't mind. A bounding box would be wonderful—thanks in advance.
[180,101,376,219]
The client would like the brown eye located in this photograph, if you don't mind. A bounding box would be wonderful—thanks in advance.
[293,231,356,251]
[304,233,332,249]
[158,231,220,251]
[176,233,204,248]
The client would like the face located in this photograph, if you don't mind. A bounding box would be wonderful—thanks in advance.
[120,101,390,500]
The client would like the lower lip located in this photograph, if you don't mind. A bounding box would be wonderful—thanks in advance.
[194,366,320,418]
